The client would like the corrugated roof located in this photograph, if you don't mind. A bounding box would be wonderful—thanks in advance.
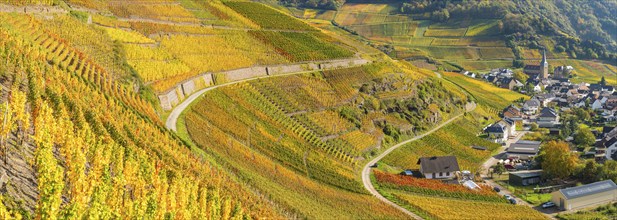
[509,170,543,178]
[559,180,617,200]
[508,140,541,154]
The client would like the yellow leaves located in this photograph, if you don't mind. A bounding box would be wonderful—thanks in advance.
[541,141,579,179]
[33,102,64,220]
[101,27,155,44]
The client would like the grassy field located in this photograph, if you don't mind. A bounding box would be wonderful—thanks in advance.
[424,28,468,37]
[454,60,514,71]
[349,22,417,37]
[465,20,501,36]
[557,202,617,220]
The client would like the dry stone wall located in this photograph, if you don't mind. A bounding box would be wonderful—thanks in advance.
[158,58,370,110]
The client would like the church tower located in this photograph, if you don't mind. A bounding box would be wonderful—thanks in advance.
[540,49,549,79]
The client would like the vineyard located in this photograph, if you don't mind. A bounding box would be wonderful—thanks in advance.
[249,31,354,62]
[224,1,315,31]
[374,171,504,202]
[394,193,547,219]
[0,13,281,219]
[382,114,501,173]
[183,63,466,218]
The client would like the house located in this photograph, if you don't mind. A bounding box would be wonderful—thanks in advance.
[596,127,617,162]
[503,105,523,119]
[499,78,517,90]
[591,99,604,110]
[534,93,556,107]
[416,156,460,179]
[551,180,617,211]
[522,99,541,115]
[537,108,559,128]
[509,170,543,186]
[507,140,541,160]
[526,80,544,93]
[485,123,508,143]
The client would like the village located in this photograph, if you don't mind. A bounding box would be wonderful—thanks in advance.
[399,50,617,217]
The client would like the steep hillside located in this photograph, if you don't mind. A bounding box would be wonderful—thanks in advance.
[182,63,466,218]
[0,12,283,218]
[0,0,570,219]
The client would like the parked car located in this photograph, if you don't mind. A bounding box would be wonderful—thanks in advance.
[504,195,512,200]
[509,198,517,204]
[370,163,378,168]
[542,202,555,209]
[493,186,501,192]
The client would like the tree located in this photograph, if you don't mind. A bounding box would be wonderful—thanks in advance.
[578,160,599,183]
[540,141,579,179]
[491,163,506,178]
[513,70,528,83]
[574,126,595,147]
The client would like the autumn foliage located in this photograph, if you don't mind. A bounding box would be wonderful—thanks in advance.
[374,170,504,202]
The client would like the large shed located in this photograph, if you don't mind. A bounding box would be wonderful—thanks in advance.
[551,180,617,211]
[509,170,543,186]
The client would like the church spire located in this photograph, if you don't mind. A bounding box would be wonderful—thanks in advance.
[541,49,549,79]
[541,49,548,66]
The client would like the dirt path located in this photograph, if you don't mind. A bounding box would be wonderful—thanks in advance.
[361,102,476,220]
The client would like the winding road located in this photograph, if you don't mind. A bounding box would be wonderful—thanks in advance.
[361,102,476,219]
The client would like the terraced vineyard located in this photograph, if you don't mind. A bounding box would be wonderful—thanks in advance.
[183,63,467,218]
[0,12,281,219]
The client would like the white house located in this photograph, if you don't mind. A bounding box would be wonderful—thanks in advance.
[484,119,516,143]
[592,99,603,110]
[537,108,559,128]
[417,156,460,179]
[523,99,541,115]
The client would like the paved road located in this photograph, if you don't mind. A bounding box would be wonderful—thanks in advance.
[479,131,557,219]
[165,69,327,131]
[480,131,531,206]
[361,102,476,220]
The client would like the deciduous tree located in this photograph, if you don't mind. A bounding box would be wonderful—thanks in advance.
[540,141,579,179]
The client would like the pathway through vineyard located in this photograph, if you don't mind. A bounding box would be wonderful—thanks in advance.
[361,102,476,219]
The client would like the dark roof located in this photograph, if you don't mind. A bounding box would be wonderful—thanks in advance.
[524,99,541,107]
[485,123,505,133]
[509,170,543,179]
[524,65,541,70]
[559,180,617,200]
[501,78,514,85]
[602,126,616,137]
[472,146,487,151]
[503,118,515,126]
[416,156,460,173]
[539,108,558,118]
[508,140,541,154]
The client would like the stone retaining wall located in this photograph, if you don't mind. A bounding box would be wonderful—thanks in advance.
[158,58,370,110]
